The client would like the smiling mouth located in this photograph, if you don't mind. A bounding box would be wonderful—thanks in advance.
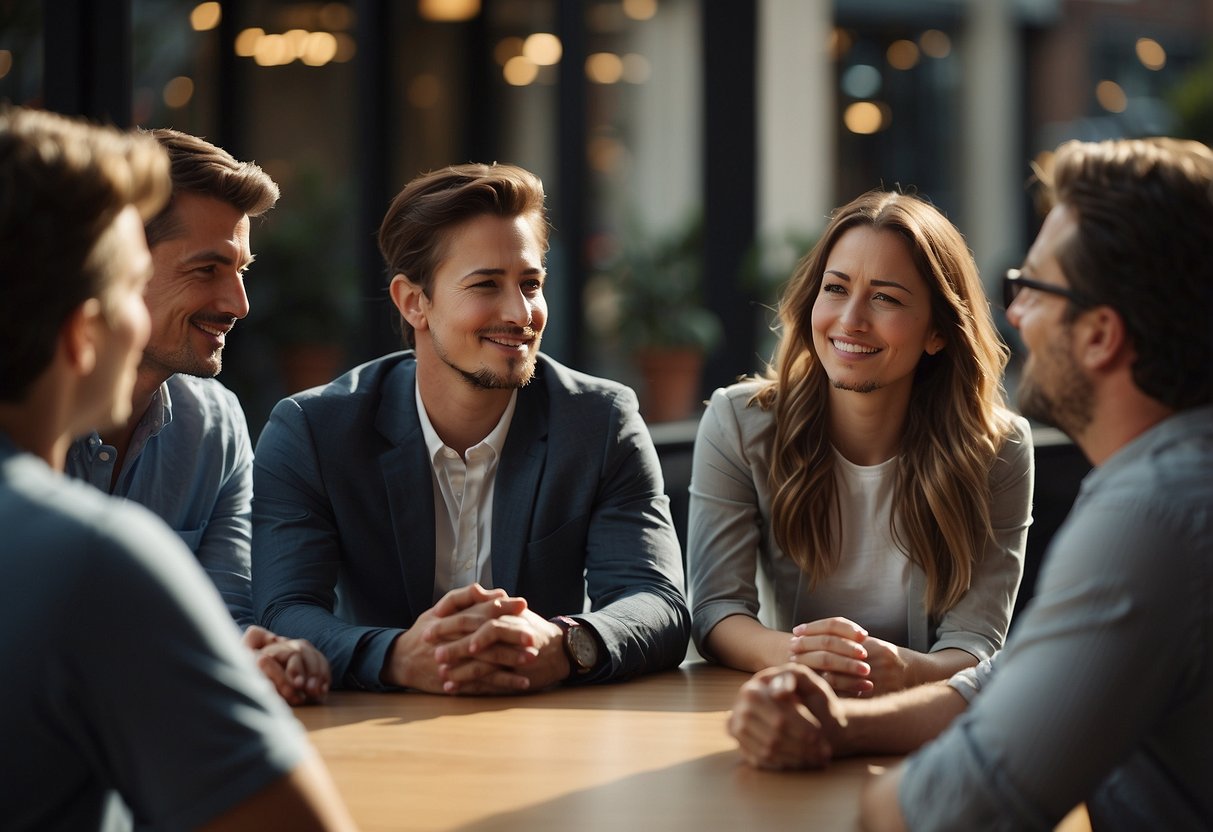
[481,328,537,350]
[192,319,234,340]
[831,339,879,355]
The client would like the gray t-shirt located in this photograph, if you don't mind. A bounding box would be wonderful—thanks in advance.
[0,438,308,831]
[900,405,1213,831]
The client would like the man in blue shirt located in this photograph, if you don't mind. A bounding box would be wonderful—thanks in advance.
[0,105,353,832]
[66,129,329,705]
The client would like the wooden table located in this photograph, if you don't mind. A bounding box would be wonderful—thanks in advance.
[295,663,898,831]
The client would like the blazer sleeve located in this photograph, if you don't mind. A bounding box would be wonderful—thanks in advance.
[930,415,1034,660]
[252,396,405,690]
[571,386,691,682]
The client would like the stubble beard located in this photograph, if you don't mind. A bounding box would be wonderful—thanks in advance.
[436,328,541,390]
[1017,336,1093,438]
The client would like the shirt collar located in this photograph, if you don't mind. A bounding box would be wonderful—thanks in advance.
[414,382,518,463]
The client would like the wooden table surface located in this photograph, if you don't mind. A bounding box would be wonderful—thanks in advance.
[295,662,899,831]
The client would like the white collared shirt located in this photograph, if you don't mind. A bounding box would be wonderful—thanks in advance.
[415,384,518,603]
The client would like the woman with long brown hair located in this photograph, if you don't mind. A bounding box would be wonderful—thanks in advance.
[688,190,1033,695]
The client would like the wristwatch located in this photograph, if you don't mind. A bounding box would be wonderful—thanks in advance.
[554,615,599,678]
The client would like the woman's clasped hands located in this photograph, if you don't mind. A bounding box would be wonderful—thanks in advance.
[789,616,910,696]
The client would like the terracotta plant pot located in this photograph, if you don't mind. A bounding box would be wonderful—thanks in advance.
[633,347,705,423]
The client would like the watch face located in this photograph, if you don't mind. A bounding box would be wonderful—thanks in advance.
[567,624,598,671]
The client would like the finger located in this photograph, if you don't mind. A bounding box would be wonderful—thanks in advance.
[790,650,871,677]
[430,583,512,617]
[789,633,868,660]
[443,667,531,695]
[423,598,530,643]
[242,624,275,649]
[254,652,300,704]
[790,617,868,641]
[818,670,874,696]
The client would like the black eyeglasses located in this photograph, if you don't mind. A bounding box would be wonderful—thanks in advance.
[1002,269,1093,310]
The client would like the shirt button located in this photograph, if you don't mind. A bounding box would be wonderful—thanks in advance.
[98,451,111,461]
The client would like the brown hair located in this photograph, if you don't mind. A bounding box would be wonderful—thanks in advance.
[0,107,170,402]
[142,128,279,247]
[753,190,1013,617]
[1042,137,1213,410]
[378,163,548,346]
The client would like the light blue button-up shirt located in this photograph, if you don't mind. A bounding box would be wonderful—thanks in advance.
[67,374,255,628]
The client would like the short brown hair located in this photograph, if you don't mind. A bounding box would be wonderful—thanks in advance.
[143,128,279,247]
[1042,137,1213,410]
[378,163,549,346]
[0,107,170,402]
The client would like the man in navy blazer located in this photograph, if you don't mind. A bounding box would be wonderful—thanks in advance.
[253,163,689,694]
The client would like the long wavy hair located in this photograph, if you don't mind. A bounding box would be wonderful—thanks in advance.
[752,191,1013,617]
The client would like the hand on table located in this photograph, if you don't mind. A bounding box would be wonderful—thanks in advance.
[727,664,847,769]
[429,605,568,694]
[789,617,911,696]
[381,583,531,694]
[242,624,331,705]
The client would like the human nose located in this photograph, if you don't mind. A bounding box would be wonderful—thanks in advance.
[218,267,250,320]
[501,284,534,327]
[1005,293,1024,330]
[838,294,868,332]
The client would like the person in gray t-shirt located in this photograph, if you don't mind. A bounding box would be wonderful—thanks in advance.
[727,137,1213,831]
[0,107,353,830]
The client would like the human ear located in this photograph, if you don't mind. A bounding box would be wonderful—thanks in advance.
[925,328,946,356]
[61,298,104,376]
[389,274,429,333]
[1076,306,1128,371]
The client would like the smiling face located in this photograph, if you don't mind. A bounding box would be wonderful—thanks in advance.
[810,225,944,400]
[141,191,252,381]
[1006,204,1094,436]
[397,212,547,391]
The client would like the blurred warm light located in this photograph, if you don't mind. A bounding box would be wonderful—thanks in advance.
[503,56,538,86]
[586,52,624,84]
[235,28,264,57]
[919,29,951,59]
[284,29,309,57]
[523,33,562,66]
[841,64,881,99]
[418,0,480,22]
[844,101,887,134]
[319,2,355,31]
[190,2,221,31]
[827,28,853,61]
[0,50,12,80]
[588,135,625,173]
[622,0,657,21]
[254,34,292,66]
[408,73,442,108]
[333,32,356,62]
[1136,37,1166,70]
[886,39,919,70]
[495,36,524,66]
[1096,80,1127,113]
[162,76,194,108]
[621,53,650,84]
[301,31,338,65]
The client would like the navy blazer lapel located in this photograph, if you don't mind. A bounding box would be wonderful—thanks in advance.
[491,381,549,595]
[375,360,436,622]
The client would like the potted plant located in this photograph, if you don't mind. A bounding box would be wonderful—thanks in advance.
[601,212,723,422]
[249,166,359,393]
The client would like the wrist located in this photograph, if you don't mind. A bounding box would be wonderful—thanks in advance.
[552,615,602,679]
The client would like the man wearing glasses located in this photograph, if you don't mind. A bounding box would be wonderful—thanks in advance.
[728,137,1213,831]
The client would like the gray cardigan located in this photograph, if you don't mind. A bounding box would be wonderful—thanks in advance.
[687,382,1034,662]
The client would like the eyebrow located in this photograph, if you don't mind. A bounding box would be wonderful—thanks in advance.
[182,250,255,269]
[462,266,544,278]
[824,269,913,293]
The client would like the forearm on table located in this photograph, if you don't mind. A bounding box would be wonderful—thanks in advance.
[902,646,978,688]
[704,614,792,672]
[834,682,968,757]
